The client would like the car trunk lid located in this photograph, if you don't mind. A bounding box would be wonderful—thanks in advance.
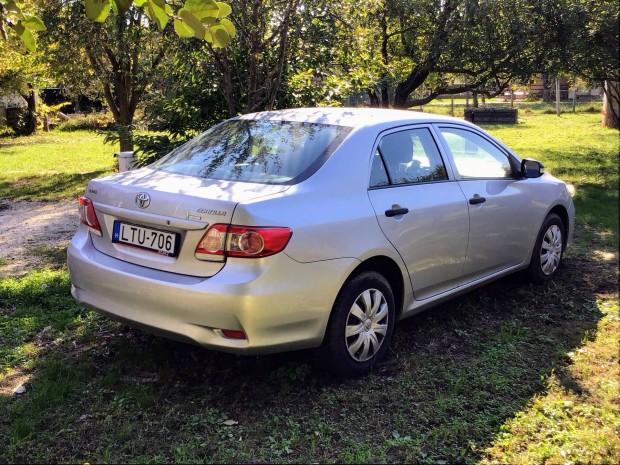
[85,168,289,277]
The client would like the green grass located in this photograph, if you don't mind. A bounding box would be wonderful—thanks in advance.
[0,131,116,201]
[420,104,618,247]
[422,98,602,117]
[481,112,619,247]
[0,110,618,463]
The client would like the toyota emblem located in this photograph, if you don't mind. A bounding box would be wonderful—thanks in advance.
[135,192,151,209]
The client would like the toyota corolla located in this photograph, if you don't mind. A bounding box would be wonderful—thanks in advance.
[68,107,575,376]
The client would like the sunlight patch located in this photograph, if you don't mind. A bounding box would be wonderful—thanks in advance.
[0,370,33,397]
[594,249,619,262]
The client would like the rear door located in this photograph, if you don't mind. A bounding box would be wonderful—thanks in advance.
[434,125,536,282]
[367,126,469,300]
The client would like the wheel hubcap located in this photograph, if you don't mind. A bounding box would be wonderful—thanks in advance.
[345,288,389,362]
[540,224,562,275]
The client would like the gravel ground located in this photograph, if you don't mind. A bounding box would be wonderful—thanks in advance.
[0,199,79,276]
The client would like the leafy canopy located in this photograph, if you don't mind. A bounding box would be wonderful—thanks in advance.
[0,0,235,52]
[84,0,235,47]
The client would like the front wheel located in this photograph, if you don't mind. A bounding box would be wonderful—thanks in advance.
[527,213,565,284]
[316,271,396,377]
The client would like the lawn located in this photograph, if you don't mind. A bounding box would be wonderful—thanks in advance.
[0,131,116,201]
[0,112,618,463]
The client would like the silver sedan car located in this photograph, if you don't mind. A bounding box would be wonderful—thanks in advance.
[68,108,575,376]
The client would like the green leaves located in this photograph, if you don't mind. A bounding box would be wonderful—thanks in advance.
[144,0,171,29]
[0,1,47,52]
[211,24,230,47]
[84,0,138,20]
[174,0,234,46]
[113,0,134,14]
[78,0,236,46]
[178,8,206,39]
[185,0,220,19]
[84,0,112,22]
[173,18,194,38]
[215,2,231,18]
[11,22,35,52]
[21,15,46,32]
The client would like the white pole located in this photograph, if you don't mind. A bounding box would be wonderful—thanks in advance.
[556,77,561,116]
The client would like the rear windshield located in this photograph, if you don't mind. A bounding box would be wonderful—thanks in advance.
[152,119,351,184]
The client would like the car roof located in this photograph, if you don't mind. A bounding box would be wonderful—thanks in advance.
[239,107,465,129]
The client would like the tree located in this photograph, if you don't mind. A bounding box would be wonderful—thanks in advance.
[1,2,49,134]
[0,40,46,134]
[39,0,235,151]
[386,0,545,107]
[141,0,303,135]
[207,0,299,116]
[539,0,619,128]
[269,0,547,109]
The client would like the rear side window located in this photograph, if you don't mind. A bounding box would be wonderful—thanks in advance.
[370,128,448,187]
[153,119,351,184]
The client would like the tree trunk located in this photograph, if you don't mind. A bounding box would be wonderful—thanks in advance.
[118,125,134,152]
[368,89,380,107]
[393,68,431,108]
[542,73,551,102]
[19,84,38,135]
[602,80,620,129]
[379,15,390,108]
[381,87,390,108]
[473,90,479,108]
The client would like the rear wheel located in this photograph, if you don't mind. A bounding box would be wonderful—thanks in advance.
[527,213,565,283]
[316,271,395,377]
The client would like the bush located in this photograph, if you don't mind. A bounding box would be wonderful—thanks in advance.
[0,125,15,138]
[583,105,600,113]
[55,112,115,132]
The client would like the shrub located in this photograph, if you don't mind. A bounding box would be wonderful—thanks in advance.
[55,112,115,132]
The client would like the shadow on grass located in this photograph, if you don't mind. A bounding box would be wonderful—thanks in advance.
[0,251,614,463]
[0,170,109,201]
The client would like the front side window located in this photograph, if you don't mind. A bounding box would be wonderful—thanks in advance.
[438,127,512,179]
[370,128,448,187]
[153,119,351,184]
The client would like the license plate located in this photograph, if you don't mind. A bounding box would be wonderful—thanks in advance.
[112,221,179,257]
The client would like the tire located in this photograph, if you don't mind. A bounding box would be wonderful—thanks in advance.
[527,213,565,284]
[316,271,396,377]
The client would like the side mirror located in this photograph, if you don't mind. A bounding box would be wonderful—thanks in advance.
[521,158,545,178]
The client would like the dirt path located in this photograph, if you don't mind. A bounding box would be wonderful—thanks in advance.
[0,199,79,277]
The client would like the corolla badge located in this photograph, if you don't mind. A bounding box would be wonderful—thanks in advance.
[135,192,151,209]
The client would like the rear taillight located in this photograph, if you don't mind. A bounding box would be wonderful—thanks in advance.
[195,224,292,260]
[78,196,102,236]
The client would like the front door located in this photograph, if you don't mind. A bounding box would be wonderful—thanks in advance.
[435,125,536,283]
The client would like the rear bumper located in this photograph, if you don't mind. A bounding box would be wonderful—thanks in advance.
[68,227,358,354]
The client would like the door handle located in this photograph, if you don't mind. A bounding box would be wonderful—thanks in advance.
[469,194,486,205]
[385,207,409,217]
